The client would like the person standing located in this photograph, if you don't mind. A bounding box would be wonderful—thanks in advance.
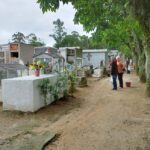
[111,58,118,90]
[116,56,124,88]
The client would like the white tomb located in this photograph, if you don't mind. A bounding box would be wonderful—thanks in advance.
[2,74,67,112]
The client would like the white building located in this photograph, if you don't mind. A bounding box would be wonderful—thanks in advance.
[108,50,118,61]
[82,49,108,68]
[59,47,82,68]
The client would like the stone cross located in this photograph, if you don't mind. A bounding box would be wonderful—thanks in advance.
[87,53,92,61]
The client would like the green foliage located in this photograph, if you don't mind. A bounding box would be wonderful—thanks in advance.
[12,32,45,46]
[37,0,149,42]
[37,0,70,12]
[0,70,7,86]
[38,74,68,104]
[26,33,45,46]
[51,74,68,100]
[61,32,80,47]
[61,31,91,49]
[36,0,145,51]
[12,32,26,43]
[64,68,77,96]
[37,0,150,96]
[38,79,51,105]
[50,18,67,48]
[68,72,76,95]
[79,35,90,49]
[129,0,150,32]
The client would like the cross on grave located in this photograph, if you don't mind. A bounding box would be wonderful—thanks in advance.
[87,53,92,61]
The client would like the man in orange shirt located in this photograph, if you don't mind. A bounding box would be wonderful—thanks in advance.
[116,56,124,88]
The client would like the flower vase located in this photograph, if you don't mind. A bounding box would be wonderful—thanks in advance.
[35,69,40,77]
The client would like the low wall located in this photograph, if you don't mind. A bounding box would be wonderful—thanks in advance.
[2,73,67,112]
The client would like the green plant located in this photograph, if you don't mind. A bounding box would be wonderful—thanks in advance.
[38,74,68,104]
[51,74,68,100]
[0,70,7,86]
[38,79,50,105]
[68,71,77,96]
[64,66,77,96]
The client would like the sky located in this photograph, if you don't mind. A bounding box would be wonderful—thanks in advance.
[0,0,88,46]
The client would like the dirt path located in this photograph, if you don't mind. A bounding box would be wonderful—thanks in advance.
[44,74,150,150]
[0,73,150,150]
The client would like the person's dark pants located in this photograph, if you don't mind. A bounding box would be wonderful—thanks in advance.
[112,74,117,90]
[118,73,123,88]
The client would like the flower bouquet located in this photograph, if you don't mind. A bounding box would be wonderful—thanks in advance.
[30,60,45,76]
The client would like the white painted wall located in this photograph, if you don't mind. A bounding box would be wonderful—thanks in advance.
[83,52,106,68]
[2,74,67,112]
[60,49,66,63]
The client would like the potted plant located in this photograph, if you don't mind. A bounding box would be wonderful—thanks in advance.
[30,60,45,76]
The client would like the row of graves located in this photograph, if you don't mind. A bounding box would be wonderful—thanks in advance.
[1,46,87,112]
[1,45,117,112]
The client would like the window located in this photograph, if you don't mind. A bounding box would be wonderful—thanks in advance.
[67,49,75,56]
[11,52,18,58]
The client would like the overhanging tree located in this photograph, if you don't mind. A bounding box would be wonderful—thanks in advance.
[129,0,150,96]
[37,0,150,96]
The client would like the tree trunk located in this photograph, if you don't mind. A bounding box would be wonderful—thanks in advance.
[132,29,146,82]
[144,31,150,96]
[145,49,150,96]
[132,50,139,75]
[138,51,146,83]
[130,31,142,75]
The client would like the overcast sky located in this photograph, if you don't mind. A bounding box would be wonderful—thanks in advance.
[0,0,87,46]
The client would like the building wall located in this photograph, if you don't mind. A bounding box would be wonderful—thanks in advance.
[0,52,4,63]
[83,52,106,68]
[60,48,82,66]
[1,43,30,64]
[108,50,118,61]
[19,43,34,65]
[76,49,82,58]
[60,49,67,63]
[0,52,4,57]
[1,44,10,63]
